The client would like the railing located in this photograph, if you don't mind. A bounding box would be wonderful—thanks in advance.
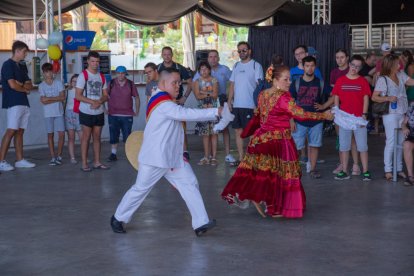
[350,22,414,50]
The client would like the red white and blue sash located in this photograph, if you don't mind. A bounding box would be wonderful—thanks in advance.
[146,91,173,121]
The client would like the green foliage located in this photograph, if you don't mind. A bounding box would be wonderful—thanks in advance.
[162,27,183,64]
[91,33,109,50]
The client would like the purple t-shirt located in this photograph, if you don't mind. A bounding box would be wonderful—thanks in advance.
[107,79,139,116]
[330,67,349,86]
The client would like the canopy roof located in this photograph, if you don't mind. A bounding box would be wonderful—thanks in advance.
[0,0,286,26]
[1,0,412,26]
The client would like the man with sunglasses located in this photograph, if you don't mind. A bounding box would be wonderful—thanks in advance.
[228,41,263,166]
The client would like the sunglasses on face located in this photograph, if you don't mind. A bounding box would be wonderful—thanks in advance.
[238,49,249,54]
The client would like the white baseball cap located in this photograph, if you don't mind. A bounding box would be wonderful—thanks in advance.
[381,43,392,52]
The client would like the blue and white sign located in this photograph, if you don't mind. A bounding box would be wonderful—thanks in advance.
[62,31,96,50]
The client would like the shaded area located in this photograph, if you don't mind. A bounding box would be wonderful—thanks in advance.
[0,134,414,274]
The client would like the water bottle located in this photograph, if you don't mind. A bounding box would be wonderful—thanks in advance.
[391,101,397,109]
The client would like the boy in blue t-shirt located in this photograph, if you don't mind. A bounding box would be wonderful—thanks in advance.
[0,40,35,172]
[39,63,66,166]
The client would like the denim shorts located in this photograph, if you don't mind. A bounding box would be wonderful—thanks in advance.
[108,115,133,144]
[339,126,368,152]
[45,116,65,133]
[64,110,81,131]
[292,122,323,150]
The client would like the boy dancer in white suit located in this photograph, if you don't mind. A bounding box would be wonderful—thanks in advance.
[111,68,226,236]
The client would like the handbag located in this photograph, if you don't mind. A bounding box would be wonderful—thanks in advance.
[372,76,389,115]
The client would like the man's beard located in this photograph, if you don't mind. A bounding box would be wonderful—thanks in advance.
[305,72,314,77]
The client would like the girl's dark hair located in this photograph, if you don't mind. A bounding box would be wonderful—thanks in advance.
[70,74,79,88]
[402,50,414,71]
[197,61,211,72]
[272,65,290,80]
[335,48,349,57]
[70,74,79,83]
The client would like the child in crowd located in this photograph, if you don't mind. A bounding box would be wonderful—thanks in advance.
[39,63,65,165]
[193,61,219,166]
[65,74,82,164]
[332,55,372,181]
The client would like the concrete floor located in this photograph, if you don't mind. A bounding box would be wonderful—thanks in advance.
[1,134,414,275]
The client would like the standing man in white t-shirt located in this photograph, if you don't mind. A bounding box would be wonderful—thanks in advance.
[75,51,109,172]
[228,41,263,165]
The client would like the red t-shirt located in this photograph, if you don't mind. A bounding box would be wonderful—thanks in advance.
[331,75,371,117]
[330,67,349,86]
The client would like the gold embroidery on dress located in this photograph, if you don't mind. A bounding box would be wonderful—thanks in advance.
[250,129,292,146]
[239,153,301,180]
[287,98,326,120]
[258,88,284,124]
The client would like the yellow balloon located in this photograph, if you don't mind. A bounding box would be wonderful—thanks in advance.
[47,45,61,61]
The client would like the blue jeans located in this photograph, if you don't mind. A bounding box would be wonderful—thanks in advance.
[108,115,133,144]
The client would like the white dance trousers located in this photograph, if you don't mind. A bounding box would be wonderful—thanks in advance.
[114,162,210,229]
[382,113,404,173]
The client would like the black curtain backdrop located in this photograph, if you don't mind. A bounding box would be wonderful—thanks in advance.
[248,24,350,83]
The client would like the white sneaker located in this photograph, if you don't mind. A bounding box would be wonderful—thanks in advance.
[306,161,311,173]
[225,154,236,163]
[0,160,15,171]
[15,159,36,168]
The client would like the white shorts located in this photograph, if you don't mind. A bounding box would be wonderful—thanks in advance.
[7,105,30,130]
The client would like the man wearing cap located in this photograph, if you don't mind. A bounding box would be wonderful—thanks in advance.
[106,66,140,162]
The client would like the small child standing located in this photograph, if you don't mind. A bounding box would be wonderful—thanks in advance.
[64,74,82,164]
[39,63,66,165]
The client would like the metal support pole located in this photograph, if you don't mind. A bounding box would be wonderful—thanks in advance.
[33,0,37,56]
[368,0,372,48]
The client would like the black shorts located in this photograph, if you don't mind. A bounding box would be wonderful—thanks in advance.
[79,112,105,128]
[218,94,228,107]
[232,107,254,129]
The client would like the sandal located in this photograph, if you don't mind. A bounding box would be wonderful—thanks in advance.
[404,176,414,186]
[93,164,110,170]
[397,171,407,179]
[252,201,267,218]
[80,167,92,172]
[210,158,218,166]
[309,170,321,179]
[384,172,393,181]
[197,157,210,165]
[351,164,361,176]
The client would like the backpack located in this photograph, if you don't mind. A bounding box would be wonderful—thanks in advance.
[73,70,106,113]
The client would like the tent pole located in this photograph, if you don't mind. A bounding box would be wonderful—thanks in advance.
[368,0,372,48]
[33,0,37,56]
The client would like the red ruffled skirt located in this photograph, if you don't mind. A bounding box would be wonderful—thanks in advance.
[221,129,306,218]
